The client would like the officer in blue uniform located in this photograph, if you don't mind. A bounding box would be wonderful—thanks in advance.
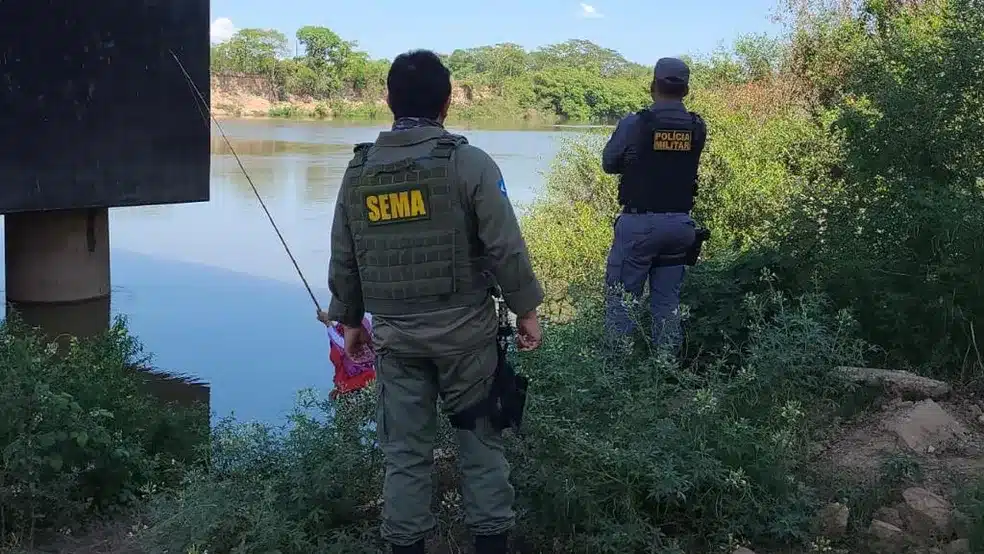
[601,57,707,350]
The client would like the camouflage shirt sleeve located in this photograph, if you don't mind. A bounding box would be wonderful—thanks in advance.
[458,145,544,317]
[326,169,365,327]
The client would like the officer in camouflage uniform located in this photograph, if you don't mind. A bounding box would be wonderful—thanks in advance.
[601,57,707,352]
[322,49,544,554]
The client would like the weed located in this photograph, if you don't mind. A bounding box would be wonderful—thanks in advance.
[0,315,207,546]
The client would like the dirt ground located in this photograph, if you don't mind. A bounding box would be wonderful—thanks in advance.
[804,373,984,554]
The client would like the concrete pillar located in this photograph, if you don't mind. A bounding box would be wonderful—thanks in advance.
[4,208,111,340]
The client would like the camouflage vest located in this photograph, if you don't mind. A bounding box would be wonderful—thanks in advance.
[342,135,489,316]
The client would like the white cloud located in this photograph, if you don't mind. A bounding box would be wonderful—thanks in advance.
[210,17,236,43]
[578,3,603,18]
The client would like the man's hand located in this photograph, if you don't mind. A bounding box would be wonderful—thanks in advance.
[317,310,332,326]
[343,324,371,359]
[515,311,542,352]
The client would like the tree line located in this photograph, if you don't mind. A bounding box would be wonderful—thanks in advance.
[211,27,683,122]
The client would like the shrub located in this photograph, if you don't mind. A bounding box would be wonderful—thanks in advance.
[955,478,984,552]
[137,268,871,554]
[509,281,868,553]
[520,130,628,320]
[789,0,984,382]
[523,0,984,386]
[141,389,391,554]
[268,104,305,118]
[0,315,207,544]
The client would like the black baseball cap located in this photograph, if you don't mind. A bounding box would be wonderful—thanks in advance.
[653,57,690,86]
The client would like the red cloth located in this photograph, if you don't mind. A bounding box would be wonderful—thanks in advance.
[328,319,376,399]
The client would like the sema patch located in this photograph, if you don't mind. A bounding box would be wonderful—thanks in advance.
[364,187,430,225]
[652,129,692,151]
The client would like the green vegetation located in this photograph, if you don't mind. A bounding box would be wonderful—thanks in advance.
[211,27,654,122]
[526,0,984,382]
[517,2,984,548]
[4,0,984,553]
[0,316,207,547]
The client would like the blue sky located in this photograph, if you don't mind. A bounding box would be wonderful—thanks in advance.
[209,0,787,66]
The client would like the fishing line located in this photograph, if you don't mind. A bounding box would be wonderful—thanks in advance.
[169,50,322,312]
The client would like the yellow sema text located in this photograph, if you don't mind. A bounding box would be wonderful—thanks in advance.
[365,189,428,223]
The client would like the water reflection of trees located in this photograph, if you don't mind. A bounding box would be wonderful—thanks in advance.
[209,136,349,157]
[302,163,343,204]
[215,162,280,203]
[211,137,353,205]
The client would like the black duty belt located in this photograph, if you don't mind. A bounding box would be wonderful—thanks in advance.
[621,207,687,215]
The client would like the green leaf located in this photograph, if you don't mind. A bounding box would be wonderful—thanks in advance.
[38,432,58,448]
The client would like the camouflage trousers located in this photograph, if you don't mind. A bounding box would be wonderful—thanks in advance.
[375,340,515,546]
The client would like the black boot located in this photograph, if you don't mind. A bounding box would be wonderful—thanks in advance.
[474,533,509,554]
[391,539,425,554]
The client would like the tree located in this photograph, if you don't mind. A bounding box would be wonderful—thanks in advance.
[343,53,389,98]
[530,39,642,77]
[213,28,289,74]
[445,43,530,86]
[296,26,356,72]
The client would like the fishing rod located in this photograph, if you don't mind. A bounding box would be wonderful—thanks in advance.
[168,50,322,312]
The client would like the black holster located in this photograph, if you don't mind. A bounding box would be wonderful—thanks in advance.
[653,226,712,267]
[447,290,529,433]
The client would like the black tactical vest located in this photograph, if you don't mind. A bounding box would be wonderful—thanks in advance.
[341,135,489,316]
[618,106,704,213]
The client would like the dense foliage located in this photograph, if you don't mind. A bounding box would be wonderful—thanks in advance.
[138,288,870,554]
[0,316,207,545]
[525,0,984,383]
[211,28,656,122]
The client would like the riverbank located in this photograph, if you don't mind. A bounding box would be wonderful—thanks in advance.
[210,73,562,125]
[3,269,983,554]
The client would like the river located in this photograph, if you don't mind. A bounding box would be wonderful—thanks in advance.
[0,119,586,425]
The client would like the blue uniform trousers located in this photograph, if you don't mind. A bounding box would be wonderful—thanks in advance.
[604,212,695,349]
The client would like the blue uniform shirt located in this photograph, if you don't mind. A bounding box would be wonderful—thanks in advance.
[602,99,707,175]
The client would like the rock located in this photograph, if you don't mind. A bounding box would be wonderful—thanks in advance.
[943,539,970,554]
[835,367,952,400]
[901,487,952,538]
[868,520,907,552]
[874,506,905,528]
[816,502,850,537]
[732,548,757,554]
[970,404,983,420]
[887,400,969,453]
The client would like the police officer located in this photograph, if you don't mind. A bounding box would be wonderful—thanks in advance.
[321,49,544,554]
[601,57,707,350]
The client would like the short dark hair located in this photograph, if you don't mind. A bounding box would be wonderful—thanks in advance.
[652,79,689,99]
[386,49,452,120]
